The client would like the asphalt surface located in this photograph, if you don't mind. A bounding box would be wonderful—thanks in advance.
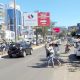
[0,41,80,80]
[0,46,54,80]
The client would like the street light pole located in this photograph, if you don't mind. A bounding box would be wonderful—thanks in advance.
[36,27,38,46]
[14,0,17,42]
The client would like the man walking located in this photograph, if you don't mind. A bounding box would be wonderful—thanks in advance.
[53,43,61,66]
[47,43,55,67]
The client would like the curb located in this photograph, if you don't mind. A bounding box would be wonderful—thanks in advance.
[0,44,45,58]
[32,44,45,50]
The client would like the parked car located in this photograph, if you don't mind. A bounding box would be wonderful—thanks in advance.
[8,41,33,58]
[74,41,80,57]
[75,47,80,57]
[32,39,40,45]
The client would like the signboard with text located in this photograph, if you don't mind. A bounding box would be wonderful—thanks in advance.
[23,12,50,27]
[38,12,50,26]
[23,12,38,26]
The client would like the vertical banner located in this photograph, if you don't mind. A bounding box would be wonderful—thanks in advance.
[38,12,50,27]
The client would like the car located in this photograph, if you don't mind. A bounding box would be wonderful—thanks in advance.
[7,41,33,58]
[32,39,40,45]
[75,47,80,58]
[74,41,80,57]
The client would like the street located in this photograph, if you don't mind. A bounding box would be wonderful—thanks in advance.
[0,0,80,80]
[0,42,80,80]
[0,46,54,80]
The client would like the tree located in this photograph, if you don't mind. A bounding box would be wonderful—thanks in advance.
[0,25,2,30]
[71,30,76,37]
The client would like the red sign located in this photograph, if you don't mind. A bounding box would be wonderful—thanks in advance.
[52,27,60,33]
[38,12,50,27]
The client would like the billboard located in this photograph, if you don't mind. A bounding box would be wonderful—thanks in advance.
[23,12,50,27]
[52,27,60,33]
[38,12,50,26]
[23,12,38,26]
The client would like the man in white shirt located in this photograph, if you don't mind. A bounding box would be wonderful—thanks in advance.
[47,44,55,67]
[53,43,61,66]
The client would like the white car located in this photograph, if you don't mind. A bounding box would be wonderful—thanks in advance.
[23,39,31,44]
[75,46,80,57]
[32,39,36,45]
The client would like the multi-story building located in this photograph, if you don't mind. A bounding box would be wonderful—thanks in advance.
[68,26,77,32]
[0,3,5,27]
[0,3,5,40]
[6,3,22,36]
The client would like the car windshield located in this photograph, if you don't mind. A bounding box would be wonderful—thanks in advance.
[19,41,31,48]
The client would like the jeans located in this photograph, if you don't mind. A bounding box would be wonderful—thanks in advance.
[47,56,54,67]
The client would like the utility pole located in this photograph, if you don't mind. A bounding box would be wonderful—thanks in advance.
[36,27,38,46]
[14,0,17,42]
[42,27,45,42]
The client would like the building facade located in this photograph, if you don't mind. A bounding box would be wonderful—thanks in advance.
[6,3,22,36]
[0,3,5,25]
[0,3,6,40]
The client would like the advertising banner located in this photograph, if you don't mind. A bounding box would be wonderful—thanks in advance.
[52,27,60,33]
[23,12,50,27]
[23,12,38,26]
[38,12,50,27]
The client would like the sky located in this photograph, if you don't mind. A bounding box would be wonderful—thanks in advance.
[1,0,80,27]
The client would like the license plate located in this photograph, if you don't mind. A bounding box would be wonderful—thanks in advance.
[12,54,16,57]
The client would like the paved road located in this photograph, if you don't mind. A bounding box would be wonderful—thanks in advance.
[0,46,54,80]
[0,41,80,80]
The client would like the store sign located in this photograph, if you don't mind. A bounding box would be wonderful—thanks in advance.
[38,12,50,26]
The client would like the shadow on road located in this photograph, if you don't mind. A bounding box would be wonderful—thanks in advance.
[29,62,48,68]
[1,55,23,59]
[29,58,48,68]
[68,54,80,72]
[1,55,11,59]
[29,57,64,68]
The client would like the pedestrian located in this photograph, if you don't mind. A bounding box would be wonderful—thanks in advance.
[54,43,61,66]
[2,43,6,55]
[45,41,49,49]
[46,43,55,67]
[65,44,70,53]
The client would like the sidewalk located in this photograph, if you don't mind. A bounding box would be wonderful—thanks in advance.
[53,41,80,80]
[32,44,45,50]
